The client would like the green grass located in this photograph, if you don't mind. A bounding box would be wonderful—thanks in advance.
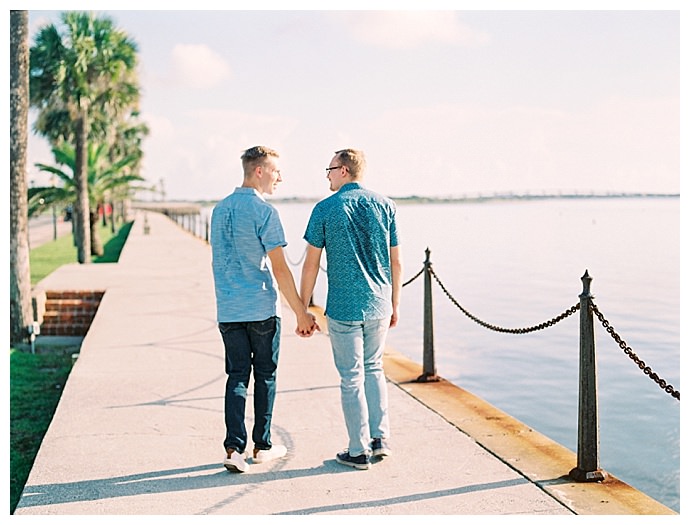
[10,220,133,513]
[9,347,76,514]
[30,221,133,285]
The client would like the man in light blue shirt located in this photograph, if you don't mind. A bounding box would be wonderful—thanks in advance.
[301,148,402,470]
[211,145,317,473]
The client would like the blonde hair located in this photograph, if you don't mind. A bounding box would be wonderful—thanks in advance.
[334,149,366,179]
[241,146,279,177]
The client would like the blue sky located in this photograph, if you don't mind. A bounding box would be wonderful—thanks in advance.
[17,2,683,201]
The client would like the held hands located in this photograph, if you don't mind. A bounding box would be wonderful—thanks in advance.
[295,311,320,337]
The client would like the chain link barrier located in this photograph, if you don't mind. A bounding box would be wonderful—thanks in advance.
[591,303,680,401]
[429,266,580,334]
[414,260,679,402]
[284,247,307,267]
[402,267,424,287]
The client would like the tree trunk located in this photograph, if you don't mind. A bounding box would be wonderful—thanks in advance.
[110,199,116,233]
[74,114,91,263]
[90,209,104,256]
[9,10,33,344]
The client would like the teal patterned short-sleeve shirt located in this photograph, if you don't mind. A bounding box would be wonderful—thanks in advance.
[303,182,399,322]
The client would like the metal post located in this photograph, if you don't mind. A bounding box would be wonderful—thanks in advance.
[52,204,57,240]
[417,247,439,382]
[569,270,606,482]
[50,175,57,240]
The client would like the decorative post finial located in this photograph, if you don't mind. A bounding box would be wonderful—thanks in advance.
[580,269,592,298]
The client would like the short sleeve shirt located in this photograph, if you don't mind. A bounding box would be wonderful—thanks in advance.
[210,187,286,322]
[303,182,399,321]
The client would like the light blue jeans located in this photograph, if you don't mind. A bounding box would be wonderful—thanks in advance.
[327,316,390,456]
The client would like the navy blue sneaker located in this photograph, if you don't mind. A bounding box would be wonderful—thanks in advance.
[371,438,391,458]
[335,450,370,470]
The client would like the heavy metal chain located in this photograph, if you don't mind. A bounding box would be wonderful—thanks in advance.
[284,247,307,266]
[591,302,680,401]
[429,267,580,334]
[402,267,425,287]
[403,261,679,402]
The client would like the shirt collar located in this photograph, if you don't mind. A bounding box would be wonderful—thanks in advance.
[339,182,361,192]
[234,186,265,201]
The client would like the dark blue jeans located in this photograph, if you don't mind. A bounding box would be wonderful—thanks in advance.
[219,316,281,454]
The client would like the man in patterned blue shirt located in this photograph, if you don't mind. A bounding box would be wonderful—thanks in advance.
[300,148,402,470]
[211,145,318,473]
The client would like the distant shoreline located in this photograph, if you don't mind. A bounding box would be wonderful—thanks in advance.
[135,192,679,211]
[198,192,680,207]
[387,192,680,205]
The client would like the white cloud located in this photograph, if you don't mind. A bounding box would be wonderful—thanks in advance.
[361,97,679,197]
[339,11,490,49]
[169,44,231,89]
[139,108,301,200]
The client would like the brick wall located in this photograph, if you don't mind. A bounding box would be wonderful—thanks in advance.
[40,290,104,336]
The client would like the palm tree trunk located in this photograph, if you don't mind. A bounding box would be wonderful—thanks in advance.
[90,209,104,256]
[10,10,33,343]
[74,114,91,263]
[110,199,116,233]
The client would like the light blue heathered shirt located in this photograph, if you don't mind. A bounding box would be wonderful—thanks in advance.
[210,187,286,322]
[304,182,399,322]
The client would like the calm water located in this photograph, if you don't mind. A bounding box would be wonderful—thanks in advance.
[205,197,680,512]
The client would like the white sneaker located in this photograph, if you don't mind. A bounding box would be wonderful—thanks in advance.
[223,449,249,473]
[253,444,287,464]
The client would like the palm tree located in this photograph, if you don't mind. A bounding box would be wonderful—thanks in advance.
[29,11,140,263]
[30,140,145,256]
[10,10,32,343]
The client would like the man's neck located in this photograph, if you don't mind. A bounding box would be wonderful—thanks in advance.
[241,179,263,194]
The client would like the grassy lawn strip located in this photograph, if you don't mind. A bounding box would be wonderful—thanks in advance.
[30,221,133,284]
[10,220,133,513]
[9,348,76,513]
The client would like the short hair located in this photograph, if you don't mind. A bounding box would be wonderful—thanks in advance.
[334,149,366,179]
[241,145,279,176]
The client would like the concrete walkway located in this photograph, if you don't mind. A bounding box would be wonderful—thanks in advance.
[15,210,674,516]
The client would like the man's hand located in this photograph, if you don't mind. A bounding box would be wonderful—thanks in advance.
[295,312,320,337]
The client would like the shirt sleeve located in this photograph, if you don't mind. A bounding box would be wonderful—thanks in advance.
[389,202,399,247]
[304,203,326,249]
[259,205,287,252]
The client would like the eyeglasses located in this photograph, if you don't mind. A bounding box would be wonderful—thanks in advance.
[325,166,343,174]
